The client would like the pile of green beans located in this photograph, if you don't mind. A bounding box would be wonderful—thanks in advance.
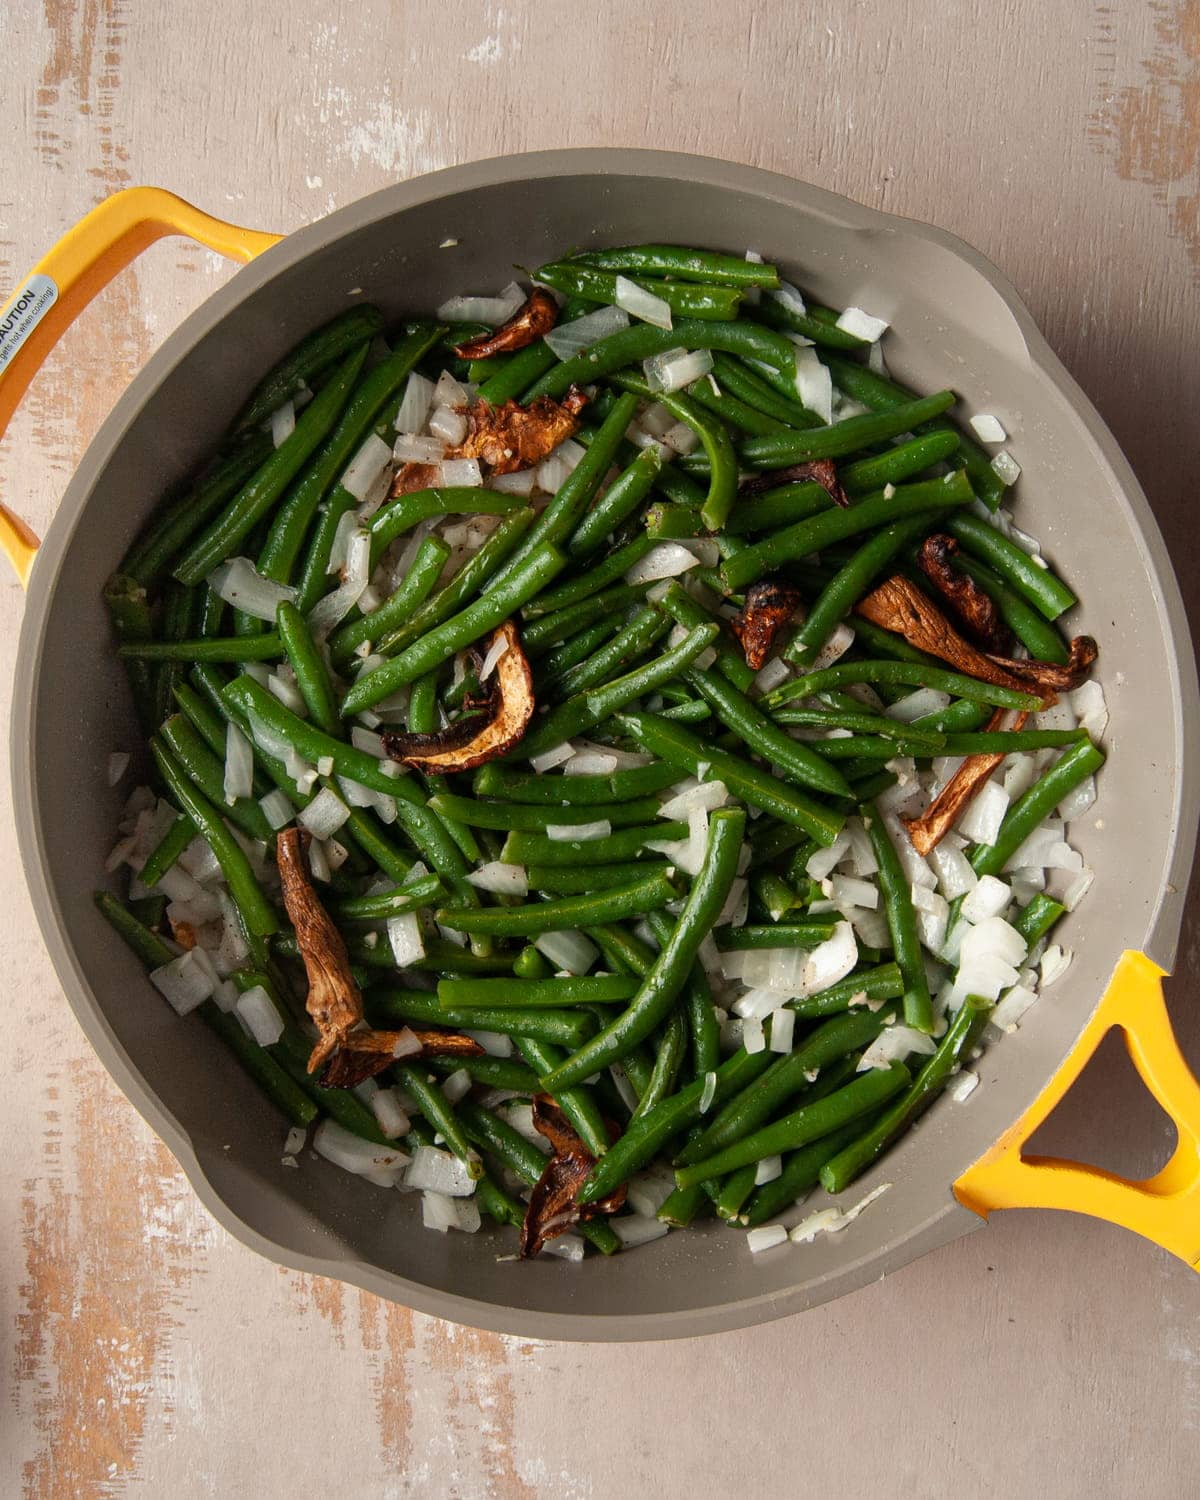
[98,246,1104,1261]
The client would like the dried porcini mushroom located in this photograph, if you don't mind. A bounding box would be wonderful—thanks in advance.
[902,709,1027,856]
[983,634,1098,694]
[276,828,482,1088]
[389,460,442,499]
[853,576,1051,701]
[452,289,559,360]
[917,534,1013,653]
[738,458,849,507]
[519,1096,626,1259]
[381,620,534,773]
[730,576,804,670]
[452,386,589,475]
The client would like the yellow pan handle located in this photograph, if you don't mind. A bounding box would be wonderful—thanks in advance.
[955,950,1200,1268]
[0,186,282,587]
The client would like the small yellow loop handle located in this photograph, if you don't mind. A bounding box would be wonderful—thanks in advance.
[0,186,281,588]
[954,950,1200,1268]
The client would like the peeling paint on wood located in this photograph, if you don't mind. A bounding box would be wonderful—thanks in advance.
[3,1,1200,1496]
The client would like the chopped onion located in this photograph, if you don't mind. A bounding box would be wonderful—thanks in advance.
[1069,680,1108,739]
[961,875,1011,923]
[829,873,879,910]
[658,779,729,820]
[611,1215,670,1249]
[743,1018,767,1053]
[927,841,977,900]
[768,1008,795,1053]
[428,405,467,446]
[283,1125,308,1156]
[298,786,351,839]
[625,1166,677,1218]
[754,1155,783,1186]
[270,399,295,448]
[259,788,294,831]
[886,688,951,723]
[529,742,575,773]
[440,1069,472,1105]
[991,983,1038,1032]
[808,622,856,672]
[1062,866,1094,912]
[957,779,1010,844]
[835,306,889,342]
[393,432,445,464]
[947,1068,980,1102]
[467,861,528,896]
[421,1191,458,1232]
[405,1144,476,1197]
[547,820,610,842]
[753,657,791,693]
[465,1027,513,1058]
[793,347,833,423]
[387,912,425,965]
[308,530,371,636]
[747,1223,788,1253]
[1041,945,1072,986]
[149,950,217,1016]
[564,751,617,775]
[314,1119,409,1178]
[479,631,510,681]
[1057,775,1096,823]
[367,1087,410,1140]
[770,280,807,317]
[643,346,714,394]
[662,420,699,454]
[107,751,130,786]
[790,1183,891,1243]
[235,984,284,1046]
[625,542,698,585]
[267,667,307,716]
[534,929,598,975]
[806,829,851,881]
[969,413,1007,443]
[438,457,483,487]
[489,468,537,496]
[432,369,469,409]
[858,1024,938,1071]
[543,1232,584,1261]
[544,305,629,360]
[991,450,1021,486]
[436,283,525,324]
[208,557,297,621]
[394,371,434,433]
[614,274,672,329]
[221,721,254,806]
[536,451,573,493]
[341,432,392,502]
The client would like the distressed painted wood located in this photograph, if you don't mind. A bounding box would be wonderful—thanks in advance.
[2,1,1199,1494]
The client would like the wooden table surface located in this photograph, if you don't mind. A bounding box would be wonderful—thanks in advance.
[3,2,1199,1494]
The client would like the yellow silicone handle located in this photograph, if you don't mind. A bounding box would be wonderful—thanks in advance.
[0,187,281,587]
[954,949,1200,1268]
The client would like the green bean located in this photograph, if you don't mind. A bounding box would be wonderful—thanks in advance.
[677,1009,894,1169]
[138,813,195,887]
[714,922,839,951]
[573,245,780,289]
[94,888,178,968]
[819,350,1006,511]
[865,803,933,1032]
[524,862,675,896]
[328,874,444,921]
[724,480,833,535]
[265,1019,391,1144]
[537,617,624,687]
[424,1054,541,1091]
[538,809,744,1092]
[683,665,852,798]
[500,821,687,867]
[343,543,565,715]
[615,710,845,845]
[741,1118,868,1225]
[276,601,339,734]
[438,975,638,1008]
[751,291,870,351]
[654,581,755,692]
[972,739,1105,877]
[367,988,595,1049]
[673,1062,910,1188]
[104,572,154,731]
[292,483,359,615]
[513,945,552,979]
[687,376,789,436]
[368,487,528,564]
[635,910,716,1080]
[395,1063,482,1177]
[946,513,1077,621]
[525,319,797,401]
[1013,892,1067,948]
[567,447,664,558]
[738,391,956,471]
[429,793,662,831]
[119,633,285,663]
[525,537,655,617]
[787,962,906,1019]
[787,515,938,667]
[233,305,384,433]
[821,996,993,1193]
[553,605,671,697]
[373,509,537,659]
[630,1011,687,1123]
[771,707,946,751]
[522,585,646,654]
[534,261,742,319]
[711,1165,759,1221]
[175,346,368,586]
[123,434,275,585]
[512,1038,611,1157]
[764,659,1041,714]
[722,472,973,592]
[436,871,675,936]
[150,738,277,937]
[943,729,1085,754]
[473,760,680,806]
[159,714,274,842]
[951,552,1069,665]
[327,535,450,667]
[708,353,818,428]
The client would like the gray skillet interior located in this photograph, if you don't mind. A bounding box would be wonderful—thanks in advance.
[12,150,1198,1340]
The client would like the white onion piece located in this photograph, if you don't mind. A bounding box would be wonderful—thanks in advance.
[466,861,528,896]
[421,1191,459,1232]
[790,1183,891,1243]
[208,557,297,621]
[534,929,598,975]
[393,432,445,464]
[969,413,1007,443]
[438,457,483,487]
[178,835,221,885]
[298,786,350,839]
[479,631,510,680]
[1062,866,1094,912]
[886,688,951,723]
[547,820,610,842]
[849,905,893,951]
[743,1018,767,1054]
[529,741,575,773]
[436,282,525,324]
[308,531,371,637]
[350,726,387,758]
[235,984,284,1046]
[564,752,617,775]
[753,657,791,694]
[149,950,216,1016]
[747,1224,789,1254]
[658,779,729,820]
[306,838,331,882]
[1058,775,1096,823]
[544,305,629,360]
[1041,945,1072,987]
[536,452,573,493]
[612,1215,670,1249]
[107,751,129,786]
[957,780,1009,844]
[465,1028,513,1058]
[1069,680,1108,739]
[643,347,715,394]
[428,405,467,446]
[835,306,889,342]
[259,788,294,832]
[370,1088,411,1140]
[314,1119,409,1177]
[801,921,859,995]
[638,402,676,437]
[270,399,295,448]
[405,1144,476,1197]
[267,668,307,716]
[488,467,537,496]
[626,1168,677,1219]
[394,371,433,433]
[991,984,1038,1032]
[829,873,879,910]
[793,347,833,423]
[961,875,1011,923]
[806,829,851,881]
[754,1155,783,1186]
[543,1232,584,1261]
[770,280,807,316]
[624,542,698,585]
[927,841,977,900]
[387,912,425,966]
[844,818,879,878]
[808,622,856,672]
[768,1009,795,1053]
[991,450,1021,486]
[440,1069,472,1105]
[615,274,672,329]
[947,1069,980,1102]
[662,420,699,454]
[340,432,393,502]
[858,1024,938,1071]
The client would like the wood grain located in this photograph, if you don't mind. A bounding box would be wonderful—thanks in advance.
[2,1,1199,1495]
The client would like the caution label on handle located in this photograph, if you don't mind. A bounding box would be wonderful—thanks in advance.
[0,273,59,376]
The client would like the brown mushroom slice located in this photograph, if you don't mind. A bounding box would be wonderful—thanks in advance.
[389,461,442,499]
[917,533,1013,653]
[730,576,804,670]
[452,386,589,475]
[519,1096,627,1258]
[320,1025,484,1090]
[452,289,559,360]
[902,709,1027,856]
[984,634,1098,694]
[381,620,534,773]
[277,828,454,1087]
[738,458,849,506]
[853,575,1050,700]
